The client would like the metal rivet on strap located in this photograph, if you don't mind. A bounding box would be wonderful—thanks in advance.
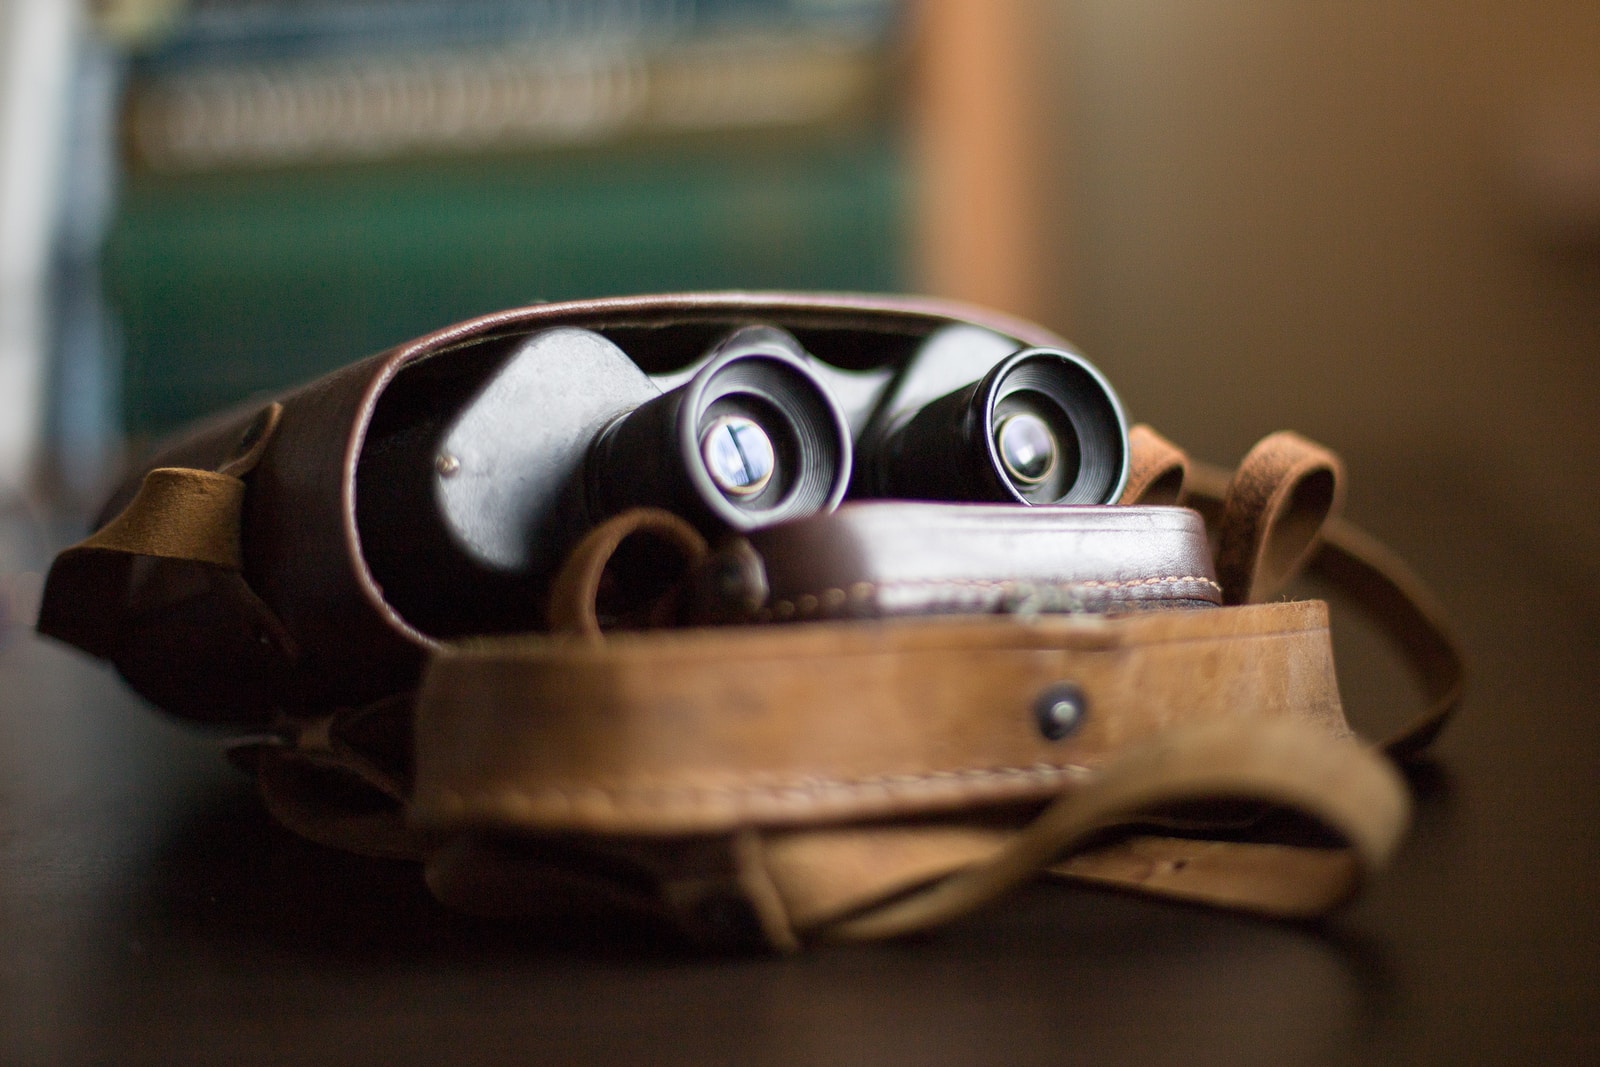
[234,409,271,456]
[222,402,284,475]
[1033,682,1087,741]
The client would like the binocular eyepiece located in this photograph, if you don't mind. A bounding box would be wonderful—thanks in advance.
[589,340,852,533]
[866,346,1129,506]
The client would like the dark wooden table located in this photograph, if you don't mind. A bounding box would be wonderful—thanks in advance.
[4,461,1597,1067]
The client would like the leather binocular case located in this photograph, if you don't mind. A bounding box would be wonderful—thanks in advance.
[38,292,1462,951]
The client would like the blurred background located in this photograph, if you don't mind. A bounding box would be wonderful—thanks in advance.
[2,5,1599,1062]
[1,0,1597,629]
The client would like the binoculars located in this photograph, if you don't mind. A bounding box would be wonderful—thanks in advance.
[357,311,1129,636]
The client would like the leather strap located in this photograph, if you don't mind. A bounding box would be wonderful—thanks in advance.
[250,702,421,862]
[1118,424,1189,506]
[546,508,708,639]
[1211,431,1345,605]
[1176,439,1464,759]
[36,416,1461,946]
[73,468,246,568]
[36,403,297,671]
[411,599,1350,837]
[810,717,1407,941]
[57,400,279,569]
[1313,517,1464,758]
[418,711,1409,948]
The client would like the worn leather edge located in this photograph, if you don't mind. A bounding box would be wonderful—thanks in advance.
[410,601,1348,836]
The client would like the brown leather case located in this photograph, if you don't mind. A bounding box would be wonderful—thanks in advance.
[686,501,1220,624]
[40,293,1082,723]
[34,292,1464,949]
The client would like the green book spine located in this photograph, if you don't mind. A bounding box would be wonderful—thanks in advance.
[107,134,910,438]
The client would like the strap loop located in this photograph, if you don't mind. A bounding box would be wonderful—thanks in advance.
[1314,518,1465,758]
[1120,424,1189,505]
[253,704,424,862]
[546,508,708,639]
[1180,431,1463,761]
[815,717,1409,942]
[75,467,246,568]
[1213,431,1345,605]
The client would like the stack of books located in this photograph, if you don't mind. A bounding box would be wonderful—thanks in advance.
[105,0,909,440]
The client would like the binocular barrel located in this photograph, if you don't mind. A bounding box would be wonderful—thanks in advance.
[359,327,853,636]
[865,346,1129,506]
[590,344,853,533]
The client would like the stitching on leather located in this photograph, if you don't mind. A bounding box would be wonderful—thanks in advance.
[756,575,1223,622]
[437,761,1091,815]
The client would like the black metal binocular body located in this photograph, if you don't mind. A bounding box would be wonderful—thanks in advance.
[852,325,1128,507]
[356,313,1129,636]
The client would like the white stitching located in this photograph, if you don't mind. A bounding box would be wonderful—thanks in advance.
[441,760,1090,812]
[761,575,1223,619]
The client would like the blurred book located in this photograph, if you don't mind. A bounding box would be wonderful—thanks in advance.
[1,0,82,496]
[122,0,899,170]
[103,0,911,441]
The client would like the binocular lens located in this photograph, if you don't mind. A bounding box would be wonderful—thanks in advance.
[592,347,852,532]
[874,347,1128,505]
[994,411,1060,485]
[701,415,776,497]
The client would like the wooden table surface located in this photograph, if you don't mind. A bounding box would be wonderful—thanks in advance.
[3,467,1597,1067]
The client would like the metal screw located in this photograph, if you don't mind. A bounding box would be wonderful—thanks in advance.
[1033,682,1087,740]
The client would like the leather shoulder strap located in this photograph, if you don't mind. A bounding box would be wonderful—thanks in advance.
[34,411,1460,945]
[1169,432,1464,759]
[812,717,1408,942]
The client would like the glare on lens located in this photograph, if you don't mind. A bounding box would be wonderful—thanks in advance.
[995,413,1056,485]
[701,415,776,497]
